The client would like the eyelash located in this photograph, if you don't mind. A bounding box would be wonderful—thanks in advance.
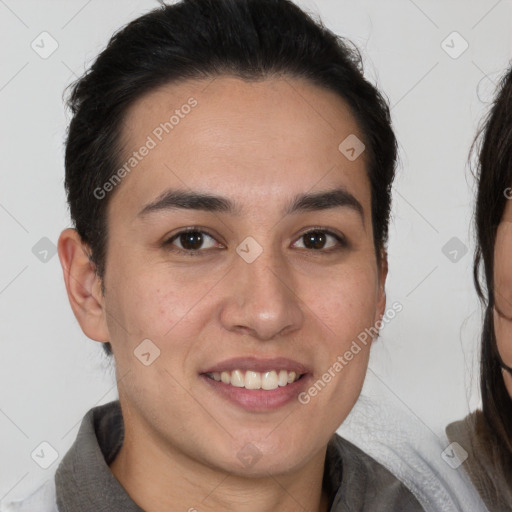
[162,226,349,257]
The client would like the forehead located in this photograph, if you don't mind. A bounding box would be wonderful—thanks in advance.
[112,76,371,217]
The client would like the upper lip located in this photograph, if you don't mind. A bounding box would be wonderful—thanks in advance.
[201,357,310,375]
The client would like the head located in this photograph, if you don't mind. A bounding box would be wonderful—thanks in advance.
[473,65,512,457]
[59,0,396,479]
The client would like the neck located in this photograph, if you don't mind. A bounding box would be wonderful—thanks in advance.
[109,425,330,512]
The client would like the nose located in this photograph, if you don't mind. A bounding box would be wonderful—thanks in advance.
[219,247,304,341]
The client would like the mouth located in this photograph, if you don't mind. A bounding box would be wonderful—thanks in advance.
[204,369,305,390]
[199,357,311,411]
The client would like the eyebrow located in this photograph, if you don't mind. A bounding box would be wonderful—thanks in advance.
[138,187,364,222]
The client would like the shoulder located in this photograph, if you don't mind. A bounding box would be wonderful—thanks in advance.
[338,394,489,512]
[0,478,58,512]
[324,434,423,512]
[329,433,425,511]
[447,410,512,511]
[445,410,480,447]
[329,432,410,484]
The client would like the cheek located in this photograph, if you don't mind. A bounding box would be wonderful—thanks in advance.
[494,270,512,317]
[303,263,379,332]
[295,263,379,400]
[504,372,512,399]
[494,223,512,316]
[494,308,512,363]
[105,260,214,342]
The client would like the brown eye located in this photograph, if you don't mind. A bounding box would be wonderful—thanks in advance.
[303,231,327,250]
[165,229,219,253]
[178,231,204,250]
[293,229,347,251]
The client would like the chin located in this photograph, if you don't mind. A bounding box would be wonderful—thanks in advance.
[221,433,318,478]
[223,452,304,478]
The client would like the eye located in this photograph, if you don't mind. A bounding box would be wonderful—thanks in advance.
[163,227,348,256]
[164,228,222,255]
[292,229,347,251]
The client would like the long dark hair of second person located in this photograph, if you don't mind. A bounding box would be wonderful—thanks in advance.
[473,64,512,459]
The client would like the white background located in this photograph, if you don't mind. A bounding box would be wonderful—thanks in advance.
[1,0,511,501]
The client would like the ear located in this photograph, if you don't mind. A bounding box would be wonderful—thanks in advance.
[58,228,110,342]
[374,247,388,326]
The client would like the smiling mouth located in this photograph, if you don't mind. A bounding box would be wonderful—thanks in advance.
[204,369,305,390]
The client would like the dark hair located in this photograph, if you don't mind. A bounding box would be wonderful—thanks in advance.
[473,65,512,457]
[64,0,397,356]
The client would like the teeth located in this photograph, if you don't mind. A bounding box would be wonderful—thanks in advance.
[278,369,288,387]
[262,370,278,390]
[245,370,261,389]
[231,370,245,387]
[208,369,302,390]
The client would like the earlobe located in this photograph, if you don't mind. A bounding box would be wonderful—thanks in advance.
[57,228,110,342]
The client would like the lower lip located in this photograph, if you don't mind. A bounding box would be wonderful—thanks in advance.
[200,374,311,412]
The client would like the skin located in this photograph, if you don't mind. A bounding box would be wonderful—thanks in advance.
[58,76,387,512]
[493,197,512,397]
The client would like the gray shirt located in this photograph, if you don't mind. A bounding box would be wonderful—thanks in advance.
[4,400,425,511]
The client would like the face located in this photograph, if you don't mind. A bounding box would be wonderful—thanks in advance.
[61,76,387,477]
[494,197,512,397]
